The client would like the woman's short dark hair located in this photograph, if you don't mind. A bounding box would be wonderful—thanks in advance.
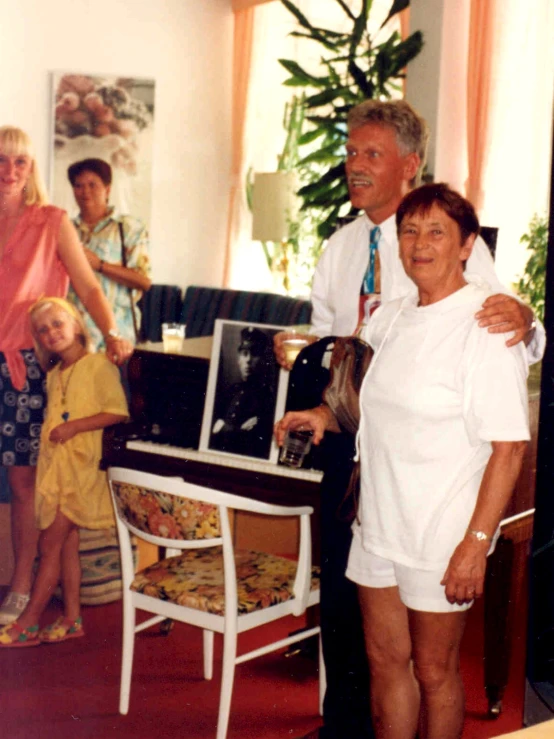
[67,158,112,187]
[396,183,480,244]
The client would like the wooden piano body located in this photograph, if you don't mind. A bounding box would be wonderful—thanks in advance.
[104,339,323,558]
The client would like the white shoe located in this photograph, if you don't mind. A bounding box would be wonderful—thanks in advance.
[0,591,30,625]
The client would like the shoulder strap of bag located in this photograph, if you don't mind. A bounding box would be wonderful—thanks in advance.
[119,220,139,342]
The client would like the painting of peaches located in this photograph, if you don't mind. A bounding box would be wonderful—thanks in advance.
[50,72,155,227]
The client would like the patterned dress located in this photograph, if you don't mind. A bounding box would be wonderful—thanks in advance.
[67,207,151,349]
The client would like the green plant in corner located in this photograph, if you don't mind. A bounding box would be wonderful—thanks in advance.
[279,0,423,242]
[516,213,548,323]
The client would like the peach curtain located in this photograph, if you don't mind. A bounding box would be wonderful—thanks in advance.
[222,7,256,285]
[223,0,279,286]
[399,7,410,94]
[466,0,497,211]
[232,0,274,10]
[399,7,410,39]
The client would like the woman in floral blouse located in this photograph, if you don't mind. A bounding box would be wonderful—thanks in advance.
[67,158,152,349]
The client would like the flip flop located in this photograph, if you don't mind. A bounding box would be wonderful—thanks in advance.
[38,616,85,644]
[0,622,40,648]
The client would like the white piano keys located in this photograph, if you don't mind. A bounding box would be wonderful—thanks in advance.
[126,440,323,483]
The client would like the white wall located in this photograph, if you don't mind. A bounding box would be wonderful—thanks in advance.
[405,0,445,179]
[406,0,554,289]
[0,0,233,289]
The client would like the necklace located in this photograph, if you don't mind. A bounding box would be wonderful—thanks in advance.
[58,360,79,422]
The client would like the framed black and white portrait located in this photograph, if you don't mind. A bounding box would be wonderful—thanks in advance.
[199,320,289,463]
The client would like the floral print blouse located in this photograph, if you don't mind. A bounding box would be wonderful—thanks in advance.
[68,207,151,349]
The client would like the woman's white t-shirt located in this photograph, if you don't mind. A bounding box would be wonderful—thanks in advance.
[357,277,530,571]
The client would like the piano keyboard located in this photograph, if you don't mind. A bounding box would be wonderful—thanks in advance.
[127,440,324,483]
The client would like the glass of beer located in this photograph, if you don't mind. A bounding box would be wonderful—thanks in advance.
[162,323,186,353]
[281,331,310,366]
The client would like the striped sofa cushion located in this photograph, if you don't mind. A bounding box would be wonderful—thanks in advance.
[180,286,312,338]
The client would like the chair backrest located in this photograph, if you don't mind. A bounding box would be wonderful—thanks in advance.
[108,467,314,548]
[109,469,224,550]
[108,466,315,617]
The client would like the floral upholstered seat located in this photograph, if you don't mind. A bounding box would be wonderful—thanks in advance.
[131,548,320,615]
[113,480,320,615]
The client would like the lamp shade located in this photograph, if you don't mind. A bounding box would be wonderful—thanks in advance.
[251,171,298,242]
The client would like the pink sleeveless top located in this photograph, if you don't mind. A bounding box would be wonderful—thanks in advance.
[0,205,69,390]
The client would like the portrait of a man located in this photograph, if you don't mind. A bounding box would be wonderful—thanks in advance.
[201,321,287,462]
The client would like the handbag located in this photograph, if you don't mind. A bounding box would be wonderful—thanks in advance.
[322,336,373,522]
[118,221,139,342]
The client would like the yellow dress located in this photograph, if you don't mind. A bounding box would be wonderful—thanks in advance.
[36,353,128,530]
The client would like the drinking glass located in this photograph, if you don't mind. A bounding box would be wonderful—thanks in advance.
[162,323,186,353]
[281,331,310,366]
[279,428,313,468]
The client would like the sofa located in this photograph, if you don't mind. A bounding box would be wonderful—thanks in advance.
[140,284,312,341]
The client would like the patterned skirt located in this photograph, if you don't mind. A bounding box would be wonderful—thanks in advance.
[0,350,46,467]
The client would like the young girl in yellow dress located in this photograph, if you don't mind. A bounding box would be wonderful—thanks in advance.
[0,297,128,646]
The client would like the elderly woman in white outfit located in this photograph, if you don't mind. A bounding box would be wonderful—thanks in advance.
[275,183,530,739]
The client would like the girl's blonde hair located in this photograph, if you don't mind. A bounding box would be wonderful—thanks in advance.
[29,297,90,370]
[0,126,49,206]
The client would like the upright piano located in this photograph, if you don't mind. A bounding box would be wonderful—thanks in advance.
[102,338,323,538]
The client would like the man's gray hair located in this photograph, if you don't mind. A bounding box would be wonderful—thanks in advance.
[347,99,429,185]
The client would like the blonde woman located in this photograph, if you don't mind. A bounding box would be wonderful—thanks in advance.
[0,126,132,625]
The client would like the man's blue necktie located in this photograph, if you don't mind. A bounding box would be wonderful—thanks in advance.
[361,226,381,295]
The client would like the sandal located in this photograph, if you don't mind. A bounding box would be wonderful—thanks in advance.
[0,591,31,625]
[38,616,85,644]
[0,621,40,648]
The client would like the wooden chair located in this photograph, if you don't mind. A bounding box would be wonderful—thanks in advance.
[108,466,323,739]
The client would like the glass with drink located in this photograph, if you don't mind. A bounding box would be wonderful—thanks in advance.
[162,323,186,353]
[279,428,314,468]
[281,331,310,366]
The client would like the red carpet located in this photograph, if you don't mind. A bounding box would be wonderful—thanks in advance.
[1,591,527,738]
[461,596,527,738]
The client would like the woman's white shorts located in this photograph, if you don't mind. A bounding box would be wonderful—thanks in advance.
[346,527,472,613]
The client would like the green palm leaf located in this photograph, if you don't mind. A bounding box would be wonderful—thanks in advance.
[261,0,422,292]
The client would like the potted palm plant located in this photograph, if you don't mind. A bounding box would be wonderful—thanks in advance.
[250,1,423,294]
[279,0,423,241]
